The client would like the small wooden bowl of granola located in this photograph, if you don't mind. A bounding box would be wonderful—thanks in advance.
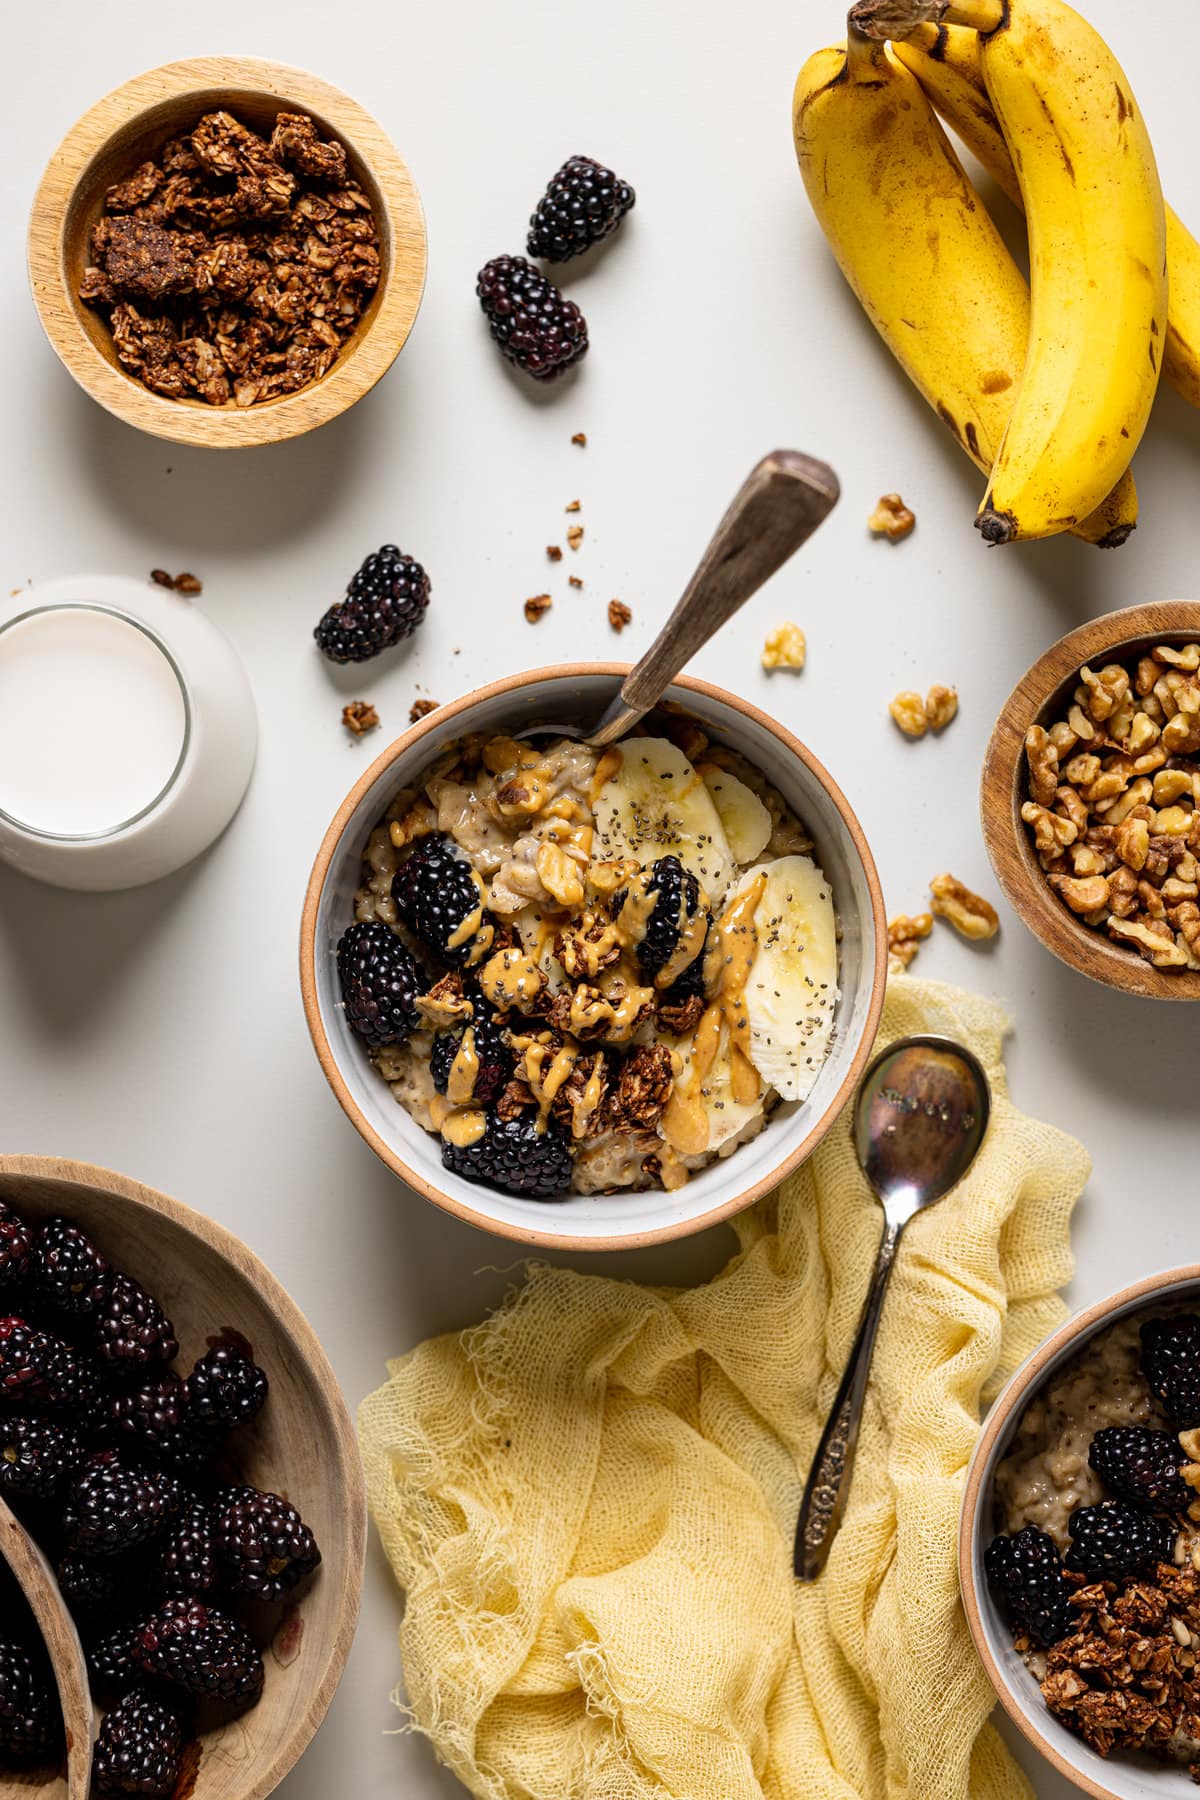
[28,57,426,448]
[981,601,1200,1002]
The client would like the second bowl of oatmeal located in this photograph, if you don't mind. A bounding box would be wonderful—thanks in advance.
[300,664,887,1249]
[963,1269,1200,1799]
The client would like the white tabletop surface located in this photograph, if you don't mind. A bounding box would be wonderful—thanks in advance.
[2,2,1196,1794]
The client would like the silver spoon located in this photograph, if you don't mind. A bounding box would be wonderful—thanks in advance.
[517,450,840,745]
[793,1034,992,1582]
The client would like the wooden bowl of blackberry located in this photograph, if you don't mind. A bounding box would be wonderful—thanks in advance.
[0,1155,365,1800]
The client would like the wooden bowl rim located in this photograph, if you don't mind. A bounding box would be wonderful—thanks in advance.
[981,600,1200,1002]
[0,1493,91,1798]
[0,1153,367,1800]
[298,661,889,1252]
[27,55,427,449]
[959,1262,1200,1800]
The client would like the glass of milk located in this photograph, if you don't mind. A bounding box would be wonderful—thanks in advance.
[0,576,256,890]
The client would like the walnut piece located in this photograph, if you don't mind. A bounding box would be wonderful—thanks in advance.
[761,623,807,672]
[868,493,916,541]
[566,525,584,551]
[546,545,563,562]
[889,691,927,739]
[925,685,958,732]
[524,594,553,623]
[342,700,379,737]
[930,873,1000,941]
[608,600,632,633]
[571,432,587,446]
[409,698,438,723]
[887,911,933,974]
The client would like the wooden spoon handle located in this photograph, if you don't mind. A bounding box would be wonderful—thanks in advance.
[588,450,839,747]
[0,1495,92,1799]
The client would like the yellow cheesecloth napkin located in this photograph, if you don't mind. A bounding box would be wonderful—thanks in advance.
[359,975,1090,1800]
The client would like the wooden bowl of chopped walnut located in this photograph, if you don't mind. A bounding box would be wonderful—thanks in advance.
[982,601,1200,1001]
[28,57,426,448]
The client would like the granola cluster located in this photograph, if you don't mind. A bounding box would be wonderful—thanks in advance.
[80,110,381,407]
[1022,643,1200,972]
[1039,1560,1200,1773]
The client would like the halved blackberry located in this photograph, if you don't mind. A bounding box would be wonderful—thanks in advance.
[0,1206,33,1296]
[92,1276,179,1379]
[86,1622,146,1700]
[1065,1501,1176,1578]
[134,1600,264,1708]
[0,1637,62,1766]
[1090,1426,1192,1511]
[983,1527,1075,1646]
[63,1453,182,1557]
[430,1011,512,1107]
[314,546,431,664]
[28,1218,110,1318]
[0,1318,102,1413]
[392,833,494,966]
[153,1500,218,1597]
[476,256,588,382]
[0,1416,86,1500]
[93,1686,188,1799]
[1141,1314,1200,1426]
[632,858,703,983]
[335,921,425,1048]
[187,1343,268,1432]
[527,155,635,262]
[441,1110,572,1200]
[211,1486,321,1601]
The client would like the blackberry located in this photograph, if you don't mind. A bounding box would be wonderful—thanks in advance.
[983,1528,1075,1646]
[0,1318,102,1413]
[57,1551,136,1620]
[1090,1426,1192,1511]
[134,1600,264,1708]
[1065,1501,1176,1579]
[476,256,588,382]
[0,1205,33,1296]
[152,1500,218,1598]
[441,1110,572,1200]
[0,1637,62,1766]
[430,1011,512,1107]
[106,1372,216,1475]
[392,833,494,966]
[0,1416,86,1500]
[314,545,430,664]
[336,922,425,1048]
[86,1622,146,1700]
[92,1276,179,1379]
[28,1218,110,1318]
[632,858,703,983]
[527,155,636,263]
[63,1453,182,1557]
[1141,1314,1200,1426]
[187,1343,268,1432]
[211,1486,321,1601]
[93,1687,187,1800]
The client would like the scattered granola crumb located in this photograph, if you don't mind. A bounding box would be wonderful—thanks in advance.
[409,698,438,723]
[608,600,632,633]
[869,493,916,541]
[342,700,379,737]
[566,525,584,551]
[546,545,563,562]
[174,572,203,595]
[568,575,583,589]
[524,594,553,623]
[571,432,587,446]
[761,623,807,671]
[565,499,582,513]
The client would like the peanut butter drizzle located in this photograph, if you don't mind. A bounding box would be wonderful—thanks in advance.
[446,1028,479,1105]
[522,1039,580,1133]
[660,872,767,1156]
[448,870,494,966]
[590,746,623,805]
[573,1054,607,1140]
[653,902,709,991]
[440,1107,487,1148]
[479,947,542,1010]
[612,877,657,951]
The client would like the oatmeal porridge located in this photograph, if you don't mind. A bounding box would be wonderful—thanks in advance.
[333,719,840,1201]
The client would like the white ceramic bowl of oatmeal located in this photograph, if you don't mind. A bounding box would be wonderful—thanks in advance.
[962,1268,1200,1799]
[300,663,886,1249]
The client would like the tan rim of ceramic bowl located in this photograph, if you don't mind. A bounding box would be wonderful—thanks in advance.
[960,1265,1200,1800]
[300,663,888,1251]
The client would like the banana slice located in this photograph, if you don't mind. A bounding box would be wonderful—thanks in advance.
[699,763,772,864]
[659,1018,764,1155]
[737,855,838,1103]
[590,736,736,904]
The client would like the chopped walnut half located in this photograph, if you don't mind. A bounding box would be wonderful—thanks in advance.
[608,600,632,633]
[342,700,379,737]
[524,594,553,623]
[1021,643,1200,972]
[761,623,806,671]
[868,493,916,541]
[925,685,958,732]
[887,911,933,974]
[930,873,1000,942]
[889,691,927,739]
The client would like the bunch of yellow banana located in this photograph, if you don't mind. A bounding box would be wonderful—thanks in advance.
[795,0,1186,547]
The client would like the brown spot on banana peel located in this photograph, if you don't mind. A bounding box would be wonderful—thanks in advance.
[965,421,982,459]
[980,370,1013,395]
[936,401,964,445]
[1031,86,1076,184]
[1115,84,1131,125]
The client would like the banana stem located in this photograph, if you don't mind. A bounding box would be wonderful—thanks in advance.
[848,0,1003,40]
[845,23,890,79]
